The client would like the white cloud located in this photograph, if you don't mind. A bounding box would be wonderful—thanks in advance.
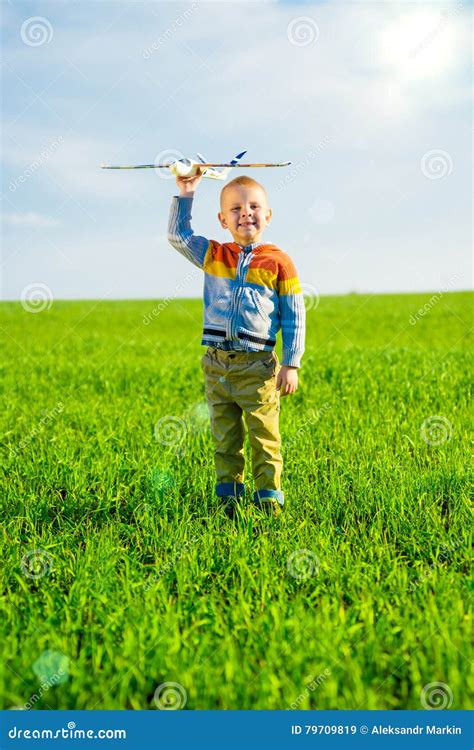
[2,211,61,228]
[192,2,471,132]
[2,126,145,199]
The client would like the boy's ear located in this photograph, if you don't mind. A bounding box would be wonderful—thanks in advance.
[218,211,228,229]
[266,207,273,224]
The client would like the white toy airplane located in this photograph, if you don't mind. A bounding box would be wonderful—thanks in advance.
[100,150,290,180]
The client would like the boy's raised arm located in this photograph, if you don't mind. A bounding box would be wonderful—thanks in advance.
[168,171,210,269]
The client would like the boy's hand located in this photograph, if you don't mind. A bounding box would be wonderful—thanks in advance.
[277,365,298,396]
[176,169,203,197]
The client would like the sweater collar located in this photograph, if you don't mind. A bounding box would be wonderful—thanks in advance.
[226,241,278,255]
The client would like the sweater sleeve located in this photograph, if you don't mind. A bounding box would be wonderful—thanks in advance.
[277,256,306,368]
[167,196,211,269]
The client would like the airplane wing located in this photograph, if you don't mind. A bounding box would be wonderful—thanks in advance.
[100,164,171,169]
[187,162,291,168]
[100,159,291,170]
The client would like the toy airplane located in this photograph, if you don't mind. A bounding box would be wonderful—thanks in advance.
[100,150,291,181]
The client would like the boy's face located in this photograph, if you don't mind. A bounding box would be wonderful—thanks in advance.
[218,185,272,247]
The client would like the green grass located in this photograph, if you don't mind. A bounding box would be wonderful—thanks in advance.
[0,291,472,710]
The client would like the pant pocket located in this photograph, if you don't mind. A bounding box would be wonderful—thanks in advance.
[262,352,279,376]
[201,349,212,371]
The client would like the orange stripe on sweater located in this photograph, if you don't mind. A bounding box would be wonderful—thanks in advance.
[203,241,238,279]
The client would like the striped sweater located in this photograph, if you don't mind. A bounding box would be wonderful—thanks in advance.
[168,196,306,368]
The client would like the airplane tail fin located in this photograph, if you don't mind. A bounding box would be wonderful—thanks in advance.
[216,150,247,180]
[230,150,247,165]
[202,150,247,180]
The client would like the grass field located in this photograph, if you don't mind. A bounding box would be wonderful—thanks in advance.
[0,291,471,711]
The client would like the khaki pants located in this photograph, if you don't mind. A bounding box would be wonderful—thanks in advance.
[201,347,284,506]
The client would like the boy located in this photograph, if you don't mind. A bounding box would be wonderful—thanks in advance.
[168,171,305,518]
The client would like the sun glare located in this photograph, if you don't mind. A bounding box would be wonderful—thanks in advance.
[378,9,460,79]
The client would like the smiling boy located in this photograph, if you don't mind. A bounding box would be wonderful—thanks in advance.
[168,171,305,517]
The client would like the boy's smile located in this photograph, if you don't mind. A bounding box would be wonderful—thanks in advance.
[218,184,272,247]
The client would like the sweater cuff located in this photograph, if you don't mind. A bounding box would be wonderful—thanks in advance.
[282,350,302,368]
[173,195,194,204]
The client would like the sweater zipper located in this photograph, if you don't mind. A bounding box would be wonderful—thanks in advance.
[228,246,253,339]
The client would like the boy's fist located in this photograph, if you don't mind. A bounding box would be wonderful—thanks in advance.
[176,169,203,196]
[277,366,298,396]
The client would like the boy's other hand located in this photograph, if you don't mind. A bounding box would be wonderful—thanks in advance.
[277,365,298,397]
[176,169,203,197]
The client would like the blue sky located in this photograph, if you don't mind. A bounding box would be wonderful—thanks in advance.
[1,0,472,300]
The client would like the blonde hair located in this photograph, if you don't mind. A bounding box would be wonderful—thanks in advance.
[220,176,268,208]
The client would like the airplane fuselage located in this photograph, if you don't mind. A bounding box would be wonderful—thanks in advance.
[169,159,200,177]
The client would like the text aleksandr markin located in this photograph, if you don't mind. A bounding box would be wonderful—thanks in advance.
[371,725,461,735]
